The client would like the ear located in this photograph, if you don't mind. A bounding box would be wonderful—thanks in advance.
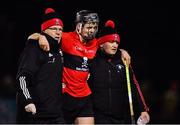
[76,23,82,34]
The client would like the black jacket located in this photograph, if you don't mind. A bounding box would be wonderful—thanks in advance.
[88,49,145,123]
[16,34,63,118]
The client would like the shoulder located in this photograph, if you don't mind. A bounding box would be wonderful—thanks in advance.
[24,39,41,52]
[26,39,40,47]
[61,32,76,46]
[62,32,75,38]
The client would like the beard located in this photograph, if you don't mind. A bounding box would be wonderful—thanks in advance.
[82,32,97,42]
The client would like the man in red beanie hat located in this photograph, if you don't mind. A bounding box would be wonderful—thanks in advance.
[88,20,150,124]
[28,10,131,124]
[16,8,65,123]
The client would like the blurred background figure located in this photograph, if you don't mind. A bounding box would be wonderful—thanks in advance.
[160,80,179,123]
[0,74,16,123]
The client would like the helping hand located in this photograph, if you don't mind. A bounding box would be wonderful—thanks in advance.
[39,35,50,51]
[28,33,50,51]
[120,49,131,66]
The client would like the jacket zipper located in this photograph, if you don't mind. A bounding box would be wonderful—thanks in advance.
[108,69,112,115]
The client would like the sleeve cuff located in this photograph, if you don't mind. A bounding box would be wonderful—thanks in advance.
[24,98,33,107]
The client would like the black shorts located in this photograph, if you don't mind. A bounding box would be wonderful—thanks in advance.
[62,93,94,124]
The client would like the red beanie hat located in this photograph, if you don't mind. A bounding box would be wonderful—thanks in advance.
[41,8,63,31]
[97,20,120,45]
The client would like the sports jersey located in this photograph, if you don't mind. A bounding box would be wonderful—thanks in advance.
[61,32,98,97]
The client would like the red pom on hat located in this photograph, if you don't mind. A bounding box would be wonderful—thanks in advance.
[105,20,115,29]
[45,8,55,14]
[41,8,63,31]
[98,20,120,45]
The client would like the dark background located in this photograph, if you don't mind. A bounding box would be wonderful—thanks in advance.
[0,0,179,123]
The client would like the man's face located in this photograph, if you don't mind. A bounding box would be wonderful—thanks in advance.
[80,22,98,41]
[44,25,63,43]
[100,41,119,55]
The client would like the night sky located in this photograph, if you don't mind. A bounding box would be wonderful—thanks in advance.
[1,0,179,79]
[0,0,179,123]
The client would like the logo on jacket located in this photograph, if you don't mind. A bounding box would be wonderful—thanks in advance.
[49,53,53,57]
[116,64,124,71]
[48,52,55,63]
